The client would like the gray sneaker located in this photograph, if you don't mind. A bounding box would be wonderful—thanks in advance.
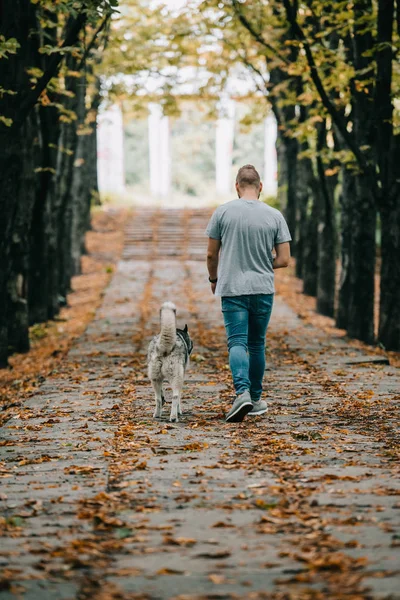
[249,399,268,416]
[225,390,253,423]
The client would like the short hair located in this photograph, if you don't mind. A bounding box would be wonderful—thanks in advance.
[236,164,261,189]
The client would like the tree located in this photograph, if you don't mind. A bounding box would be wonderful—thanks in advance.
[0,0,115,366]
[193,0,399,349]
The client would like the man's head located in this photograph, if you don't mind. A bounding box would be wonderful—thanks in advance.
[235,164,263,199]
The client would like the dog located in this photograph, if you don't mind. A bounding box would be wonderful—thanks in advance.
[147,302,193,422]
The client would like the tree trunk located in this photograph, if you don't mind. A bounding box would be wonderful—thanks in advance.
[276,132,287,214]
[284,135,298,255]
[336,167,355,330]
[378,195,400,350]
[56,58,80,302]
[6,114,37,352]
[28,105,60,324]
[0,0,37,361]
[315,123,336,317]
[303,190,319,296]
[378,133,400,349]
[345,0,376,344]
[295,167,307,280]
[374,0,399,350]
[268,63,299,255]
[70,75,88,276]
[347,176,376,344]
[295,135,314,281]
[302,168,319,297]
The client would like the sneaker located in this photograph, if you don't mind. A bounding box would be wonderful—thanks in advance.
[248,400,268,416]
[225,390,253,423]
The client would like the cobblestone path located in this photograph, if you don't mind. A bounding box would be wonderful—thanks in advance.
[1,209,399,600]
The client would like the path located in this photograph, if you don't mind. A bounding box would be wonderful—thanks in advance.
[1,209,399,600]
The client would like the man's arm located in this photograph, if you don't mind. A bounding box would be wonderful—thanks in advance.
[207,237,221,293]
[273,242,290,269]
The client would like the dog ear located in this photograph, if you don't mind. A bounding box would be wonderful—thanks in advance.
[184,324,188,332]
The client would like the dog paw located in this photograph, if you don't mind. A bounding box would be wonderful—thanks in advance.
[153,411,162,419]
[169,415,178,423]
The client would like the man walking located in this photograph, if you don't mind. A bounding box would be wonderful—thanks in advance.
[206,165,291,423]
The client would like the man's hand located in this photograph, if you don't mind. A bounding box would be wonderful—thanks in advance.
[211,282,217,295]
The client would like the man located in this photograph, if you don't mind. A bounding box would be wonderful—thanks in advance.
[206,164,291,423]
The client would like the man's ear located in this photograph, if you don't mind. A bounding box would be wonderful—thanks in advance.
[184,324,188,332]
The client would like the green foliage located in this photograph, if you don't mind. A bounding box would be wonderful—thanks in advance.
[0,36,20,58]
[262,195,280,210]
[0,116,12,127]
[30,324,48,341]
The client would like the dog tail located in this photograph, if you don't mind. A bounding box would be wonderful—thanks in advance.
[158,302,176,355]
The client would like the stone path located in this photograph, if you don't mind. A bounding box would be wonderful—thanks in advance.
[1,209,399,600]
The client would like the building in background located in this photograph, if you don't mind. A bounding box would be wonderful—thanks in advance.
[148,103,171,199]
[216,97,235,196]
[97,104,125,195]
[97,101,278,204]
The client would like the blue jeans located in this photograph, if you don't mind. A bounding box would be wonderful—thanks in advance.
[221,294,274,401]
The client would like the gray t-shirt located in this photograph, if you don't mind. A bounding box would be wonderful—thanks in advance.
[205,199,291,297]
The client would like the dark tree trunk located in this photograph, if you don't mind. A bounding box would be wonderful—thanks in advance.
[295,161,307,280]
[70,76,88,276]
[315,122,336,317]
[0,0,38,357]
[28,105,60,324]
[379,193,400,350]
[347,176,376,343]
[284,135,298,256]
[7,116,37,352]
[296,133,315,281]
[0,269,7,367]
[268,61,299,255]
[345,0,376,344]
[375,0,400,350]
[56,57,80,303]
[336,167,355,330]
[302,191,319,297]
[276,132,287,213]
[378,133,400,349]
[70,72,101,275]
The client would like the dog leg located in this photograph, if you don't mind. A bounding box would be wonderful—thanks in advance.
[152,380,163,418]
[170,377,183,422]
[170,394,179,422]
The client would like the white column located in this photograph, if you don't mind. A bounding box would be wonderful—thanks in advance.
[263,113,278,197]
[215,98,235,196]
[97,104,125,194]
[148,103,171,199]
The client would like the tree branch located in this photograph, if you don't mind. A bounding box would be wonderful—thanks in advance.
[224,38,270,96]
[231,0,290,66]
[282,0,372,176]
[13,12,87,131]
[77,13,110,70]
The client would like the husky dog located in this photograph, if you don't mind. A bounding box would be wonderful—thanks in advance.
[147,302,193,422]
